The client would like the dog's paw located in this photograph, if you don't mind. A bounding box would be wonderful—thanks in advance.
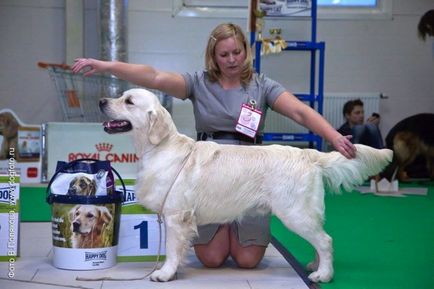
[308,270,333,283]
[150,269,176,282]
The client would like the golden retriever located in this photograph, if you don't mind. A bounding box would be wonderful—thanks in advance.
[68,175,97,196]
[99,88,392,283]
[69,204,113,248]
[0,111,19,160]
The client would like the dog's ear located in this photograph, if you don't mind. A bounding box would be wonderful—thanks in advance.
[69,205,80,221]
[98,206,113,224]
[147,107,170,145]
[69,178,76,188]
[3,113,19,137]
[89,179,97,196]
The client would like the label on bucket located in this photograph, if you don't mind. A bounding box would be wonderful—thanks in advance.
[53,246,117,270]
[51,202,119,270]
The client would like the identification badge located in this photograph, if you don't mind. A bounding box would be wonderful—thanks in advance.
[235,102,262,138]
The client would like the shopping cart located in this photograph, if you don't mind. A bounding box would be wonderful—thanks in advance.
[38,62,131,122]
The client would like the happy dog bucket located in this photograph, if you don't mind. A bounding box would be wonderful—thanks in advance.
[46,159,125,270]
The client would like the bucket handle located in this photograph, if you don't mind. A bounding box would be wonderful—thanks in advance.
[46,158,126,201]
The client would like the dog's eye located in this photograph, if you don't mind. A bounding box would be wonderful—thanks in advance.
[86,213,94,218]
[125,97,134,105]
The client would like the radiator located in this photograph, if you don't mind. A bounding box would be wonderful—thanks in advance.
[264,92,381,134]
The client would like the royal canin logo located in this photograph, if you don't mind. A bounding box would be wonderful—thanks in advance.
[68,143,139,163]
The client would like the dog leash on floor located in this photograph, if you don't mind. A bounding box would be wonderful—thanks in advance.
[76,150,193,282]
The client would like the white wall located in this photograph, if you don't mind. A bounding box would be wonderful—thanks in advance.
[1,0,433,140]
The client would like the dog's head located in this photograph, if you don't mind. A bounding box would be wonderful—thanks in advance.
[68,175,96,196]
[0,112,19,138]
[99,88,174,145]
[69,205,112,234]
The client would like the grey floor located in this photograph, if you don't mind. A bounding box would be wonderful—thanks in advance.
[0,222,311,289]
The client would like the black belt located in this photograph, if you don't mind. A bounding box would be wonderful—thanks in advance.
[197,131,262,144]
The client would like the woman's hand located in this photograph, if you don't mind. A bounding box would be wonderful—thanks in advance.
[333,135,357,159]
[71,58,109,76]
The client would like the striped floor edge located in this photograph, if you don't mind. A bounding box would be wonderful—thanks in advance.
[271,236,321,289]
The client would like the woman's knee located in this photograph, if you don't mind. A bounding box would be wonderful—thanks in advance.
[194,225,231,268]
[194,245,229,268]
[231,246,266,269]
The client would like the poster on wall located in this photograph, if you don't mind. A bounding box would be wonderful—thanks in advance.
[259,0,312,17]
[0,109,41,183]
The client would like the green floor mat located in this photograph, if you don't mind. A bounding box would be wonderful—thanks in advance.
[271,183,434,289]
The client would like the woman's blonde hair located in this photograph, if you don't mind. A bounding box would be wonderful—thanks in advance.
[205,23,254,86]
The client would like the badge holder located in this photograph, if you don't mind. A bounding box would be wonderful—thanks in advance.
[235,99,262,139]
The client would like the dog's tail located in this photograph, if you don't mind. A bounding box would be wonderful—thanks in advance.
[309,144,393,193]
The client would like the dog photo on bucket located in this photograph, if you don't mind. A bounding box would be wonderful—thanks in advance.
[51,203,116,249]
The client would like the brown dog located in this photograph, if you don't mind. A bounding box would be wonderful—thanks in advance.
[69,204,113,248]
[382,113,434,181]
[68,175,97,196]
[0,111,19,160]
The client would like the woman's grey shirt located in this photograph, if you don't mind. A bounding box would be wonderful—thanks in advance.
[182,71,286,134]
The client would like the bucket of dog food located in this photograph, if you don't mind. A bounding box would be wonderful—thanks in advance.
[46,159,125,270]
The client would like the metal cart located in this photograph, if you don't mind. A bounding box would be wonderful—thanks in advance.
[38,62,172,122]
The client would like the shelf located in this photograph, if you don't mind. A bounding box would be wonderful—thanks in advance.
[262,133,322,143]
[253,0,325,150]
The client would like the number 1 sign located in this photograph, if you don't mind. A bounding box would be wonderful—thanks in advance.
[116,180,166,262]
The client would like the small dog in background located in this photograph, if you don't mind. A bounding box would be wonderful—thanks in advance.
[0,111,19,160]
[382,113,434,181]
[68,175,97,196]
[69,204,113,248]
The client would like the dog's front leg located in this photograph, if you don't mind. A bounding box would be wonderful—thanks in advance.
[150,214,190,282]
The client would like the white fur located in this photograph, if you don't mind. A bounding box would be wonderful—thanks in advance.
[101,88,393,283]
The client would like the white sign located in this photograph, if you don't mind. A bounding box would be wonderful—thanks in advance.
[0,175,20,264]
[116,180,166,262]
[260,0,312,17]
[44,122,138,181]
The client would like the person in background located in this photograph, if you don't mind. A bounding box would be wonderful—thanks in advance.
[72,22,356,270]
[418,9,434,41]
[337,99,384,149]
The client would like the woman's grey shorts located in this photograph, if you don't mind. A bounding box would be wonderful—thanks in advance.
[193,213,271,247]
[192,136,271,247]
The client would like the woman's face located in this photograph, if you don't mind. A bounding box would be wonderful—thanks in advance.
[214,36,246,80]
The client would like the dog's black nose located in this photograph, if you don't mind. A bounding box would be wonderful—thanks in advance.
[99,98,108,111]
[72,222,80,233]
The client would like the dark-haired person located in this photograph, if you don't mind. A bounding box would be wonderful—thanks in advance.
[418,9,434,41]
[338,99,384,149]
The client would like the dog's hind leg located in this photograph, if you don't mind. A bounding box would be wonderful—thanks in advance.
[150,213,195,282]
[272,183,333,283]
[273,208,333,283]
